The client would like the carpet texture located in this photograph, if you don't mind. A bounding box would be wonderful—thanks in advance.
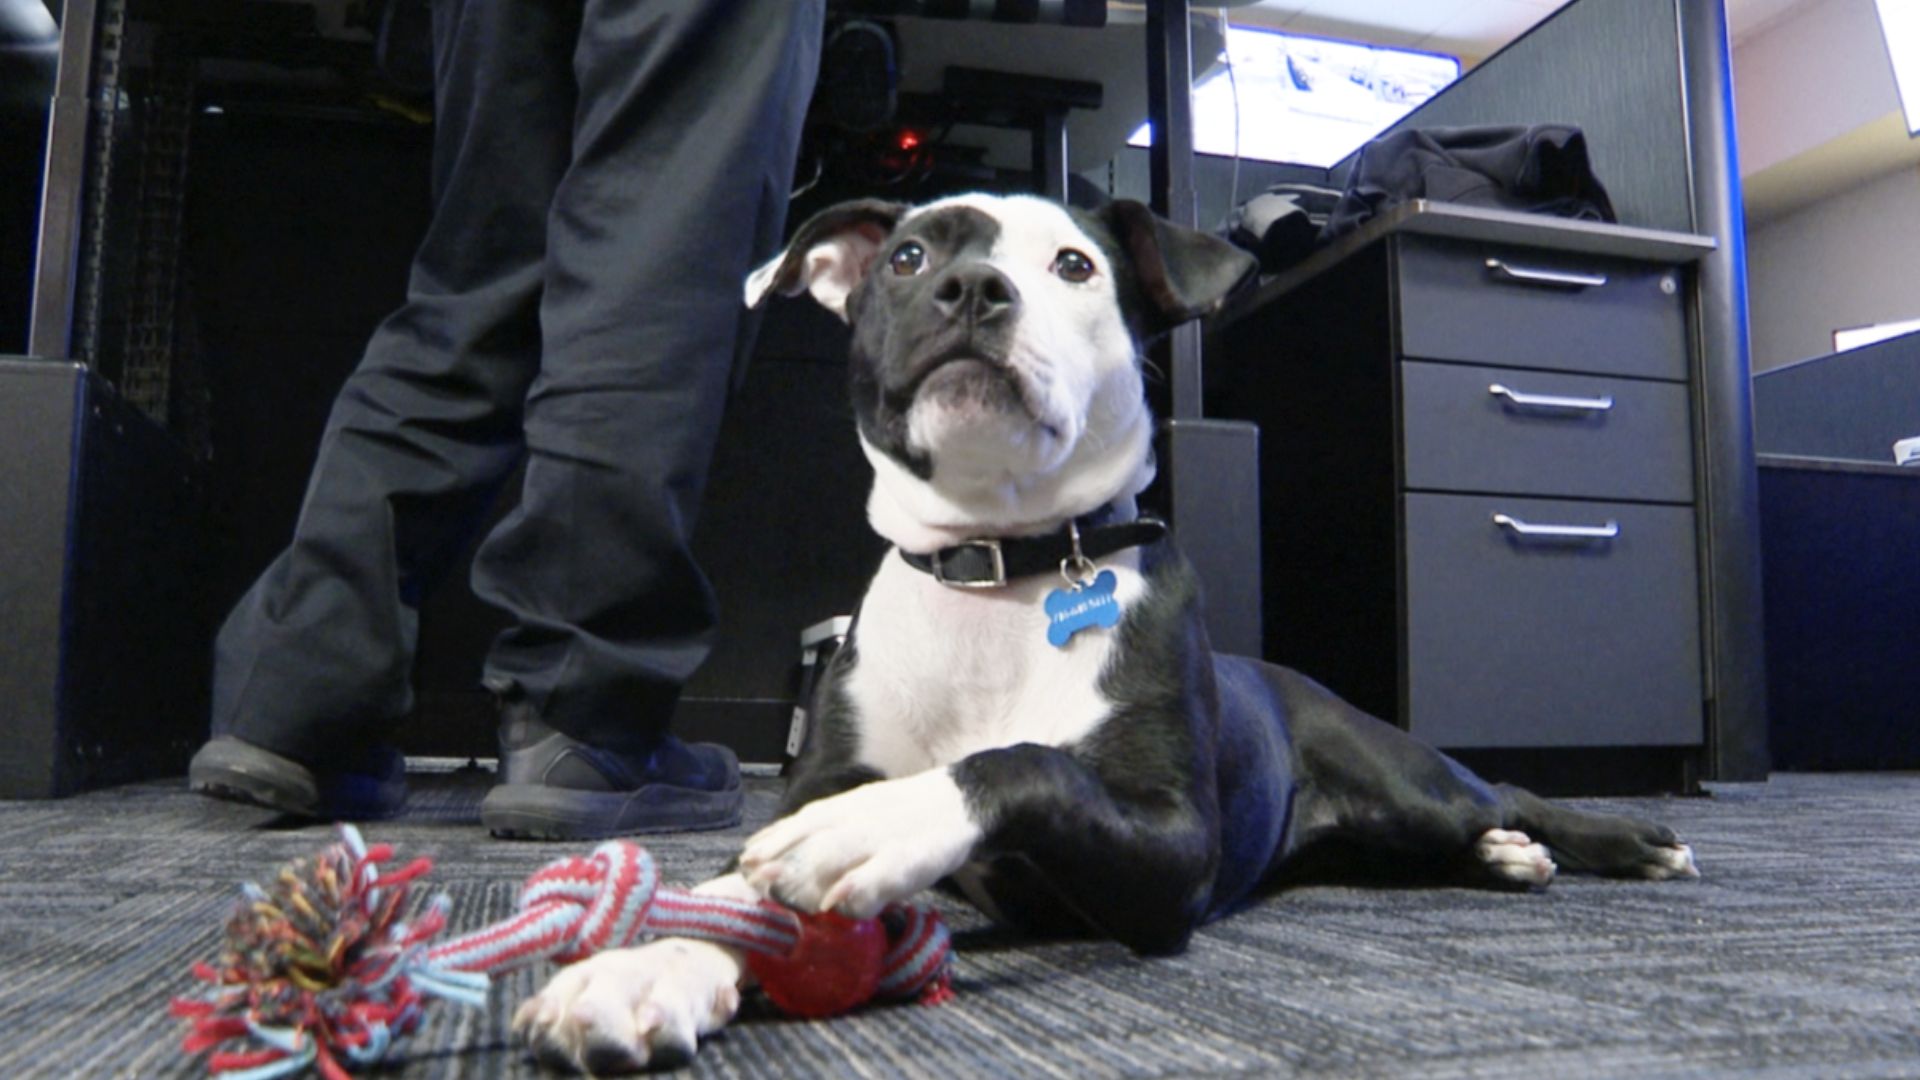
[2,769,1916,1078]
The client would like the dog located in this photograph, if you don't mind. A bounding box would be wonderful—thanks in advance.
[511,193,1698,1072]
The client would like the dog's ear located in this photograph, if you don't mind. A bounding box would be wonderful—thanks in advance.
[1097,199,1258,336]
[744,199,909,318]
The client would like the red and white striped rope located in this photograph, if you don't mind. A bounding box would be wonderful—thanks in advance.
[422,840,951,1005]
[426,842,800,971]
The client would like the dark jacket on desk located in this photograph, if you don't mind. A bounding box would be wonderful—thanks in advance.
[1320,123,1617,242]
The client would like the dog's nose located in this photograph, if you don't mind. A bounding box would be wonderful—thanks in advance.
[932,264,1020,325]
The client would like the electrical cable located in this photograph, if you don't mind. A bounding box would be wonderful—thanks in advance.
[1219,7,1243,234]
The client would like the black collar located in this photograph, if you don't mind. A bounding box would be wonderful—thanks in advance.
[899,505,1168,588]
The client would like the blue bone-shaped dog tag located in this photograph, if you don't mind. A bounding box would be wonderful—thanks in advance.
[1045,569,1121,648]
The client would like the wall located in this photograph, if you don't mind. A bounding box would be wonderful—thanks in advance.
[1735,0,1920,371]
[1733,0,1899,174]
[1745,163,1920,371]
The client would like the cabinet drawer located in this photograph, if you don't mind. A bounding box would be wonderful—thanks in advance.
[1402,493,1702,749]
[1400,361,1694,502]
[1396,236,1687,380]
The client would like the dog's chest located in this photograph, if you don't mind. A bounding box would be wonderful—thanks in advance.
[845,550,1145,777]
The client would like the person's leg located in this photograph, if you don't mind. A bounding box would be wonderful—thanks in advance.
[473,0,824,837]
[193,0,582,816]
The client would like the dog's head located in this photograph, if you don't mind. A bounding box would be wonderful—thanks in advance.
[747,193,1255,551]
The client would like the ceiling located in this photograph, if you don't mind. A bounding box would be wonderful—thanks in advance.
[1227,0,1814,66]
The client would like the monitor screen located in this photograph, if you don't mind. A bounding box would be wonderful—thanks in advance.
[1129,24,1461,168]
[1875,0,1920,136]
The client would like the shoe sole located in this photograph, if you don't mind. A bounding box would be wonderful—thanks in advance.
[189,738,405,820]
[190,739,322,817]
[481,782,744,840]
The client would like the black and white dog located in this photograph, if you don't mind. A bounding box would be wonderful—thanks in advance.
[513,194,1698,1071]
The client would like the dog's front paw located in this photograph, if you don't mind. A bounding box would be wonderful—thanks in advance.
[740,770,982,917]
[513,939,742,1074]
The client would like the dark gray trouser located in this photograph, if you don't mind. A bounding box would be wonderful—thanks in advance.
[211,0,824,762]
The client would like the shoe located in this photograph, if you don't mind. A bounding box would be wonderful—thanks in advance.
[189,735,408,820]
[480,708,743,840]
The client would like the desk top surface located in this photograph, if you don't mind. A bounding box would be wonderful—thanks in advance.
[1217,201,1717,327]
[1757,453,1920,479]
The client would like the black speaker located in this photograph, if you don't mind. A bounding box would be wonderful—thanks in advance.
[0,358,209,798]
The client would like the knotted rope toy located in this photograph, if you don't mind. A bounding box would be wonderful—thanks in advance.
[173,825,952,1078]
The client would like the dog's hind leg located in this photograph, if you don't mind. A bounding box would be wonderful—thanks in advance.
[1274,666,1695,885]
[1493,783,1697,879]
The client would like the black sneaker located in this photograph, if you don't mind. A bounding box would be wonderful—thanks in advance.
[480,709,743,840]
[189,735,408,820]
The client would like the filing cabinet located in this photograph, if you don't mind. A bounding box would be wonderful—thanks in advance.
[1207,202,1717,791]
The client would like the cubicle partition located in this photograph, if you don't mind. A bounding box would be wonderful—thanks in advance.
[1118,0,1704,235]
[1752,333,1920,771]
[1334,0,1696,232]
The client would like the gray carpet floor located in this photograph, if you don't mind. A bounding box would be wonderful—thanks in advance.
[3,768,1917,1079]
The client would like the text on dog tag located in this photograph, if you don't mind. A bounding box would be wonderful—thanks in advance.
[1045,569,1121,647]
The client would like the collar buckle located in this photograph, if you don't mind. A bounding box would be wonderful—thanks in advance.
[930,539,1006,588]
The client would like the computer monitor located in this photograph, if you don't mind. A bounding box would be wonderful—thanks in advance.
[1129,24,1460,168]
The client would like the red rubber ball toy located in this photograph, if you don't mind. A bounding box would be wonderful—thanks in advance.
[745,910,887,1018]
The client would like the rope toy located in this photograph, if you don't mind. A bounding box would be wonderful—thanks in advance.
[173,825,952,1078]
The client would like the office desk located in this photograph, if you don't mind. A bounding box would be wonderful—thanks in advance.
[1208,202,1718,794]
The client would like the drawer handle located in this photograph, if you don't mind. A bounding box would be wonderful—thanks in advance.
[1488,383,1615,413]
[1484,258,1608,289]
[1492,513,1620,541]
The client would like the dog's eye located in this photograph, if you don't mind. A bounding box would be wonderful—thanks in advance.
[890,241,927,276]
[1052,248,1096,283]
